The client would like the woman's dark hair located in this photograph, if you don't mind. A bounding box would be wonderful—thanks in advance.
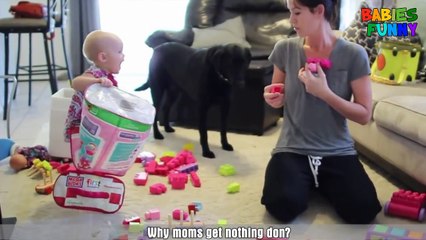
[296,0,338,23]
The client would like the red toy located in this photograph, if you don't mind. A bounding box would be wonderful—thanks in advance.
[189,171,201,187]
[269,85,282,94]
[384,189,426,221]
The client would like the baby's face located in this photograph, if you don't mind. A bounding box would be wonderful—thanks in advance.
[103,39,125,74]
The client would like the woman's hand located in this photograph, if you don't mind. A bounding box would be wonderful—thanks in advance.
[298,63,331,99]
[264,83,285,108]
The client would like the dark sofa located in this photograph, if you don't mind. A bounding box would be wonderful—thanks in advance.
[145,0,336,135]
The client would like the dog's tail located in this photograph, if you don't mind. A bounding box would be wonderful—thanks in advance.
[134,82,150,91]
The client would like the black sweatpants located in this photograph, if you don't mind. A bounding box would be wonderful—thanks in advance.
[261,152,382,223]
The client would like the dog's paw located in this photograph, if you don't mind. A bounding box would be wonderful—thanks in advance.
[153,133,164,140]
[202,151,215,159]
[222,143,233,151]
[164,126,175,133]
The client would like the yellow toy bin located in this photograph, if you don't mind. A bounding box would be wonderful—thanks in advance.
[371,40,423,85]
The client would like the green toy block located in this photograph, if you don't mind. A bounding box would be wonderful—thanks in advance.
[227,182,240,193]
[128,222,144,233]
[217,219,228,227]
[219,164,236,176]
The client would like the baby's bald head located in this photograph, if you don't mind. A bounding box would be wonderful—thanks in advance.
[82,30,122,64]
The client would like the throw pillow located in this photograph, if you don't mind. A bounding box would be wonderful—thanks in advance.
[191,16,251,49]
[342,1,382,65]
[342,1,420,66]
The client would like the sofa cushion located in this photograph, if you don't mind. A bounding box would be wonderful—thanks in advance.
[374,96,426,147]
[191,16,251,48]
[371,82,426,111]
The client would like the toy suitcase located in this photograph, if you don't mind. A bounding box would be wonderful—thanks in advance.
[53,170,125,214]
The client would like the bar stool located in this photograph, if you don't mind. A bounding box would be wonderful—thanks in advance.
[0,75,17,138]
[0,0,59,120]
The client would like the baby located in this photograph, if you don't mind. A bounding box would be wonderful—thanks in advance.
[64,30,125,141]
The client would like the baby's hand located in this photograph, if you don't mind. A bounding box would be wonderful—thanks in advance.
[98,77,113,87]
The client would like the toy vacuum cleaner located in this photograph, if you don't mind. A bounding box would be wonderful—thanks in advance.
[52,84,155,213]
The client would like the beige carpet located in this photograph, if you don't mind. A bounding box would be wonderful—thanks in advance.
[1,119,424,240]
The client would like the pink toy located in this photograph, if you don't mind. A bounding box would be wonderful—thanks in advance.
[144,160,157,174]
[269,85,282,94]
[135,151,155,165]
[172,209,188,221]
[149,183,167,195]
[176,162,198,173]
[189,171,201,187]
[145,209,160,220]
[122,216,141,225]
[384,189,426,221]
[133,172,148,186]
[169,172,188,190]
[306,57,332,73]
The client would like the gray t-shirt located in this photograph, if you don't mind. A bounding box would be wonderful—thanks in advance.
[269,37,370,156]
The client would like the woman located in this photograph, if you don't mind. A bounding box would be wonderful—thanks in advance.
[261,0,382,223]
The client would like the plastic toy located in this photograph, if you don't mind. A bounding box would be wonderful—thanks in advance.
[128,222,144,233]
[134,172,148,186]
[189,171,201,187]
[192,201,203,211]
[366,224,426,240]
[371,40,423,85]
[384,189,426,221]
[306,57,332,73]
[135,151,155,165]
[227,182,240,193]
[219,164,236,176]
[122,216,141,225]
[34,161,54,195]
[144,209,160,220]
[169,172,188,190]
[172,209,188,221]
[217,219,227,227]
[149,183,167,195]
[269,85,282,94]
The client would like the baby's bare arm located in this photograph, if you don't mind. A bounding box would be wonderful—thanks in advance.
[71,73,112,92]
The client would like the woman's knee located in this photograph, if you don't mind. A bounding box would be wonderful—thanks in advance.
[264,198,308,223]
[336,198,382,224]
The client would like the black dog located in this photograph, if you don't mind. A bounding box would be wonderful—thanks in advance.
[135,42,251,158]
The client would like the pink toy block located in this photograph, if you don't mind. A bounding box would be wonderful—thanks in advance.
[133,172,148,186]
[145,160,157,174]
[160,156,174,164]
[169,173,187,190]
[122,216,141,225]
[145,209,161,220]
[172,209,188,221]
[155,165,169,176]
[149,183,167,195]
[190,171,201,187]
